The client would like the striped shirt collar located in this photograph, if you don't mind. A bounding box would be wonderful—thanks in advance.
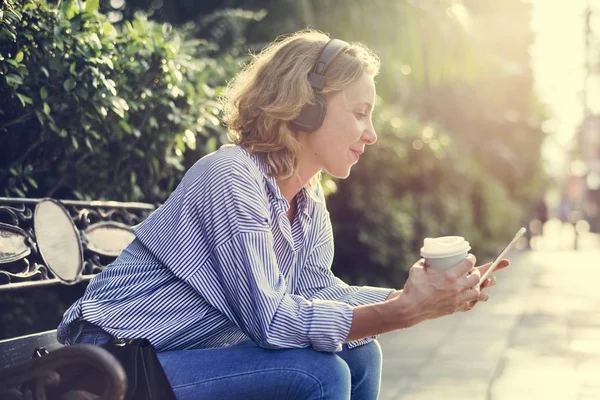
[243,148,321,217]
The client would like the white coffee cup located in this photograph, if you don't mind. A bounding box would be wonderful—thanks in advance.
[420,236,471,271]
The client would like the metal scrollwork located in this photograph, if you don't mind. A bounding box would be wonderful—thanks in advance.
[0,198,154,290]
[0,203,34,226]
[0,344,127,400]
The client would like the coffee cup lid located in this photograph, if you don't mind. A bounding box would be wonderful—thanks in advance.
[420,236,471,258]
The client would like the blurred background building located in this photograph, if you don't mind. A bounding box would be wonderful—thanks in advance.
[531,0,600,233]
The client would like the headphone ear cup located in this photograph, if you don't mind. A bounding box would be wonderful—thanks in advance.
[290,95,327,132]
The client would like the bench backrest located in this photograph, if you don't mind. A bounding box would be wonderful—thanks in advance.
[0,330,61,369]
[0,197,155,291]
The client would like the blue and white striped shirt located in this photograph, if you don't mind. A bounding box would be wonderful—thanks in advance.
[58,145,393,352]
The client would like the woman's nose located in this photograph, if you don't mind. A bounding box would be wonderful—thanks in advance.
[363,127,377,145]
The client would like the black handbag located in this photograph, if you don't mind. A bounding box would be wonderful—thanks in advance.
[33,338,176,400]
[103,338,177,400]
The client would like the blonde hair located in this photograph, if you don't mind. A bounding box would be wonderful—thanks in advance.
[221,29,380,185]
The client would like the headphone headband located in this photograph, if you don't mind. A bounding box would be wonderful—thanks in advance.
[307,39,349,90]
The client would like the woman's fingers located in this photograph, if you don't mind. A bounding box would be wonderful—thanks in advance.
[458,270,481,291]
[478,291,489,302]
[480,276,497,289]
[460,288,480,303]
[478,259,510,275]
[449,254,477,278]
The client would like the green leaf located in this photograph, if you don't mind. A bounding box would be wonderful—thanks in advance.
[109,97,129,118]
[43,102,51,116]
[40,87,48,100]
[101,56,114,70]
[16,93,33,107]
[70,62,77,75]
[175,134,185,152]
[102,22,117,38]
[15,51,24,63]
[207,137,217,153]
[118,120,133,134]
[64,0,79,19]
[89,130,101,140]
[6,74,23,86]
[94,105,107,117]
[201,83,215,98]
[85,0,99,13]
[27,177,38,189]
[63,78,76,91]
[35,110,46,126]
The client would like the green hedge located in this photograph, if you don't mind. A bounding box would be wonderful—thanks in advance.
[0,0,246,203]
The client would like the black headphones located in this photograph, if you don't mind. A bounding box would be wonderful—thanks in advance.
[290,39,349,132]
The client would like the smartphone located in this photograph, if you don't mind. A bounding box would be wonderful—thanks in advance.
[478,227,526,286]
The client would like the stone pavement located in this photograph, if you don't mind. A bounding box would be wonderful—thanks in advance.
[378,226,600,400]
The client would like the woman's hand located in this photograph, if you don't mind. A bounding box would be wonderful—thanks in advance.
[466,258,511,309]
[399,255,482,323]
[478,259,510,290]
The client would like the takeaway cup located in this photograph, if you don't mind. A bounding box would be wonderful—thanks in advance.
[420,236,471,271]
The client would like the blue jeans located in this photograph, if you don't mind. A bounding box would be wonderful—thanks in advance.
[73,321,382,400]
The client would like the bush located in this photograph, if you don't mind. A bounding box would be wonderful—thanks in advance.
[0,0,248,202]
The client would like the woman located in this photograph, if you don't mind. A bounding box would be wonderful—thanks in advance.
[58,29,506,399]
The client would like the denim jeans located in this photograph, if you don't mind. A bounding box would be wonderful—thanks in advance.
[73,321,382,400]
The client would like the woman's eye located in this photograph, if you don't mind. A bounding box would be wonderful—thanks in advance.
[354,112,367,120]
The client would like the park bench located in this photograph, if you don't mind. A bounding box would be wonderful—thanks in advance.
[0,197,155,399]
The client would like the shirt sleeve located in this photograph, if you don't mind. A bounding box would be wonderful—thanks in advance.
[296,185,394,348]
[296,241,394,348]
[297,242,394,306]
[190,230,353,352]
[135,150,353,352]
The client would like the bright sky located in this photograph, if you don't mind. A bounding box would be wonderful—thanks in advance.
[530,0,593,178]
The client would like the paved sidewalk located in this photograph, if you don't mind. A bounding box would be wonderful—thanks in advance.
[378,230,600,399]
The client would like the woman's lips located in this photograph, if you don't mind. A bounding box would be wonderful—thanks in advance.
[350,149,363,161]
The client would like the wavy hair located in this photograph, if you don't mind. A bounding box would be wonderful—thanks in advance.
[221,29,380,184]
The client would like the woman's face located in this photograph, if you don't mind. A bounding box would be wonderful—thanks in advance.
[298,73,377,179]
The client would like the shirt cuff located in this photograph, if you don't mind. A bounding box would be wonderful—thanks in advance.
[308,298,353,352]
[345,286,395,348]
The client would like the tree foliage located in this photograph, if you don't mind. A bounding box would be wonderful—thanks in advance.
[0,0,253,202]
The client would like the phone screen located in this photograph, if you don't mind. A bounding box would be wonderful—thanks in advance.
[478,227,526,286]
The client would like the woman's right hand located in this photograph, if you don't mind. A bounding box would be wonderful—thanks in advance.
[399,255,482,324]
[345,254,484,342]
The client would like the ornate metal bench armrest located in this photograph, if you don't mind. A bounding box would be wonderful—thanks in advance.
[0,344,127,400]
